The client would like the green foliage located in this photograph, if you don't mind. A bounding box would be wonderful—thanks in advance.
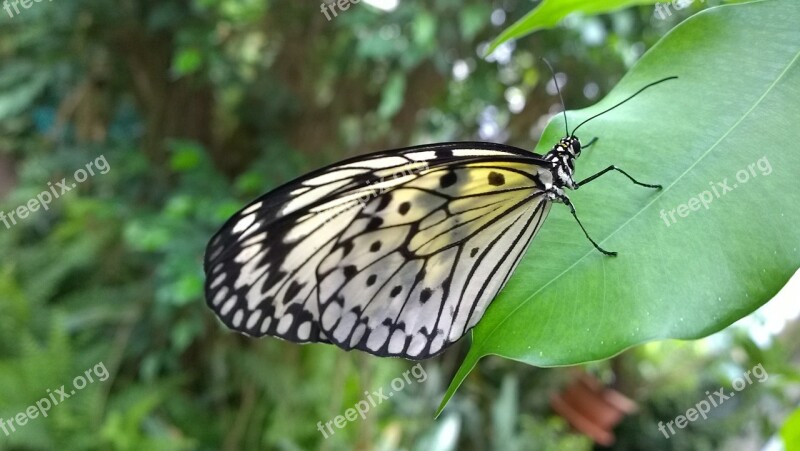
[486,0,661,55]
[441,0,800,412]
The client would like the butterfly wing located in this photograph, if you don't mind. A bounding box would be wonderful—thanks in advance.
[204,142,552,358]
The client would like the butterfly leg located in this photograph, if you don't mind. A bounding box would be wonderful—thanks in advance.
[577,165,662,189]
[557,195,617,256]
[582,137,599,149]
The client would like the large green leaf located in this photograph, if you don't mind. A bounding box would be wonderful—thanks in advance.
[486,0,660,56]
[440,0,800,413]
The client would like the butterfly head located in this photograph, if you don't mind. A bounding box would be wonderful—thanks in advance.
[557,136,582,158]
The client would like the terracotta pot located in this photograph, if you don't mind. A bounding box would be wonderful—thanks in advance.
[550,373,637,446]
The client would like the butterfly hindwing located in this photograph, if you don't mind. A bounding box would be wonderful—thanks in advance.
[204,142,551,358]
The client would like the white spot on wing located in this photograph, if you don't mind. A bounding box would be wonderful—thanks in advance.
[246,310,262,329]
[430,334,445,354]
[407,335,427,357]
[341,156,409,169]
[211,273,226,289]
[242,202,263,215]
[366,325,389,351]
[297,322,311,340]
[208,245,223,261]
[233,214,256,234]
[405,151,436,161]
[213,287,229,306]
[260,316,272,334]
[321,303,342,330]
[277,314,294,334]
[221,295,237,316]
[350,323,367,347]
[241,232,268,247]
[388,330,406,354]
[233,310,244,327]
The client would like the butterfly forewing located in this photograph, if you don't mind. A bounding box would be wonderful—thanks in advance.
[205,143,552,359]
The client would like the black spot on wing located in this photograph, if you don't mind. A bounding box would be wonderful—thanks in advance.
[488,171,505,186]
[440,171,457,188]
[343,265,358,279]
[367,217,383,230]
[398,202,411,215]
[420,288,432,304]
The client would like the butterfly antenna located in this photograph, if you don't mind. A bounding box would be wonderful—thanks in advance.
[571,76,678,136]
[541,58,569,137]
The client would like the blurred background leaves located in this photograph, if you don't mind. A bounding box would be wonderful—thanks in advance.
[0,0,798,449]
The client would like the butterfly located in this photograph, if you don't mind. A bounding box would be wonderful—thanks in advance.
[204,73,676,360]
